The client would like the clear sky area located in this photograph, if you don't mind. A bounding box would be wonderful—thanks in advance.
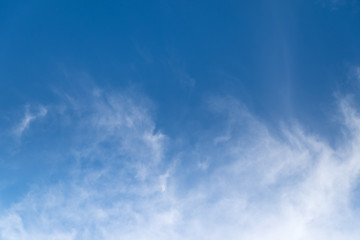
[1,1,360,239]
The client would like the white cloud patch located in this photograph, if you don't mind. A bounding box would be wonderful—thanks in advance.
[13,105,47,137]
[1,92,360,239]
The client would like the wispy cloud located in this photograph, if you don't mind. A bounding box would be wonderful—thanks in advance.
[1,92,360,239]
[13,105,47,137]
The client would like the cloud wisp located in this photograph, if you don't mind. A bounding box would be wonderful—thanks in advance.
[13,105,47,137]
[1,92,360,240]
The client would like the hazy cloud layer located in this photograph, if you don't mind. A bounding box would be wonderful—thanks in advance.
[1,91,360,240]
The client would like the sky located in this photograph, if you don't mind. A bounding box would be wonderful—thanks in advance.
[1,0,360,239]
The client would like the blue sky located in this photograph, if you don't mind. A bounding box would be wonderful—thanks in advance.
[1,0,360,239]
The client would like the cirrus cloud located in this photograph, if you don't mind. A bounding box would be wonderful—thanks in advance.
[1,91,360,240]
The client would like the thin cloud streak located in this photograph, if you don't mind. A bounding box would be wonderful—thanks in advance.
[13,105,47,137]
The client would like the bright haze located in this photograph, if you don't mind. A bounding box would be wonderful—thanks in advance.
[1,1,360,239]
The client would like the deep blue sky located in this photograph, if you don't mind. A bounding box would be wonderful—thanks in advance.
[2,0,360,135]
[1,1,360,239]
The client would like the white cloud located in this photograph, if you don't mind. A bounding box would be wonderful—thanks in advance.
[1,92,360,239]
[13,105,47,137]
